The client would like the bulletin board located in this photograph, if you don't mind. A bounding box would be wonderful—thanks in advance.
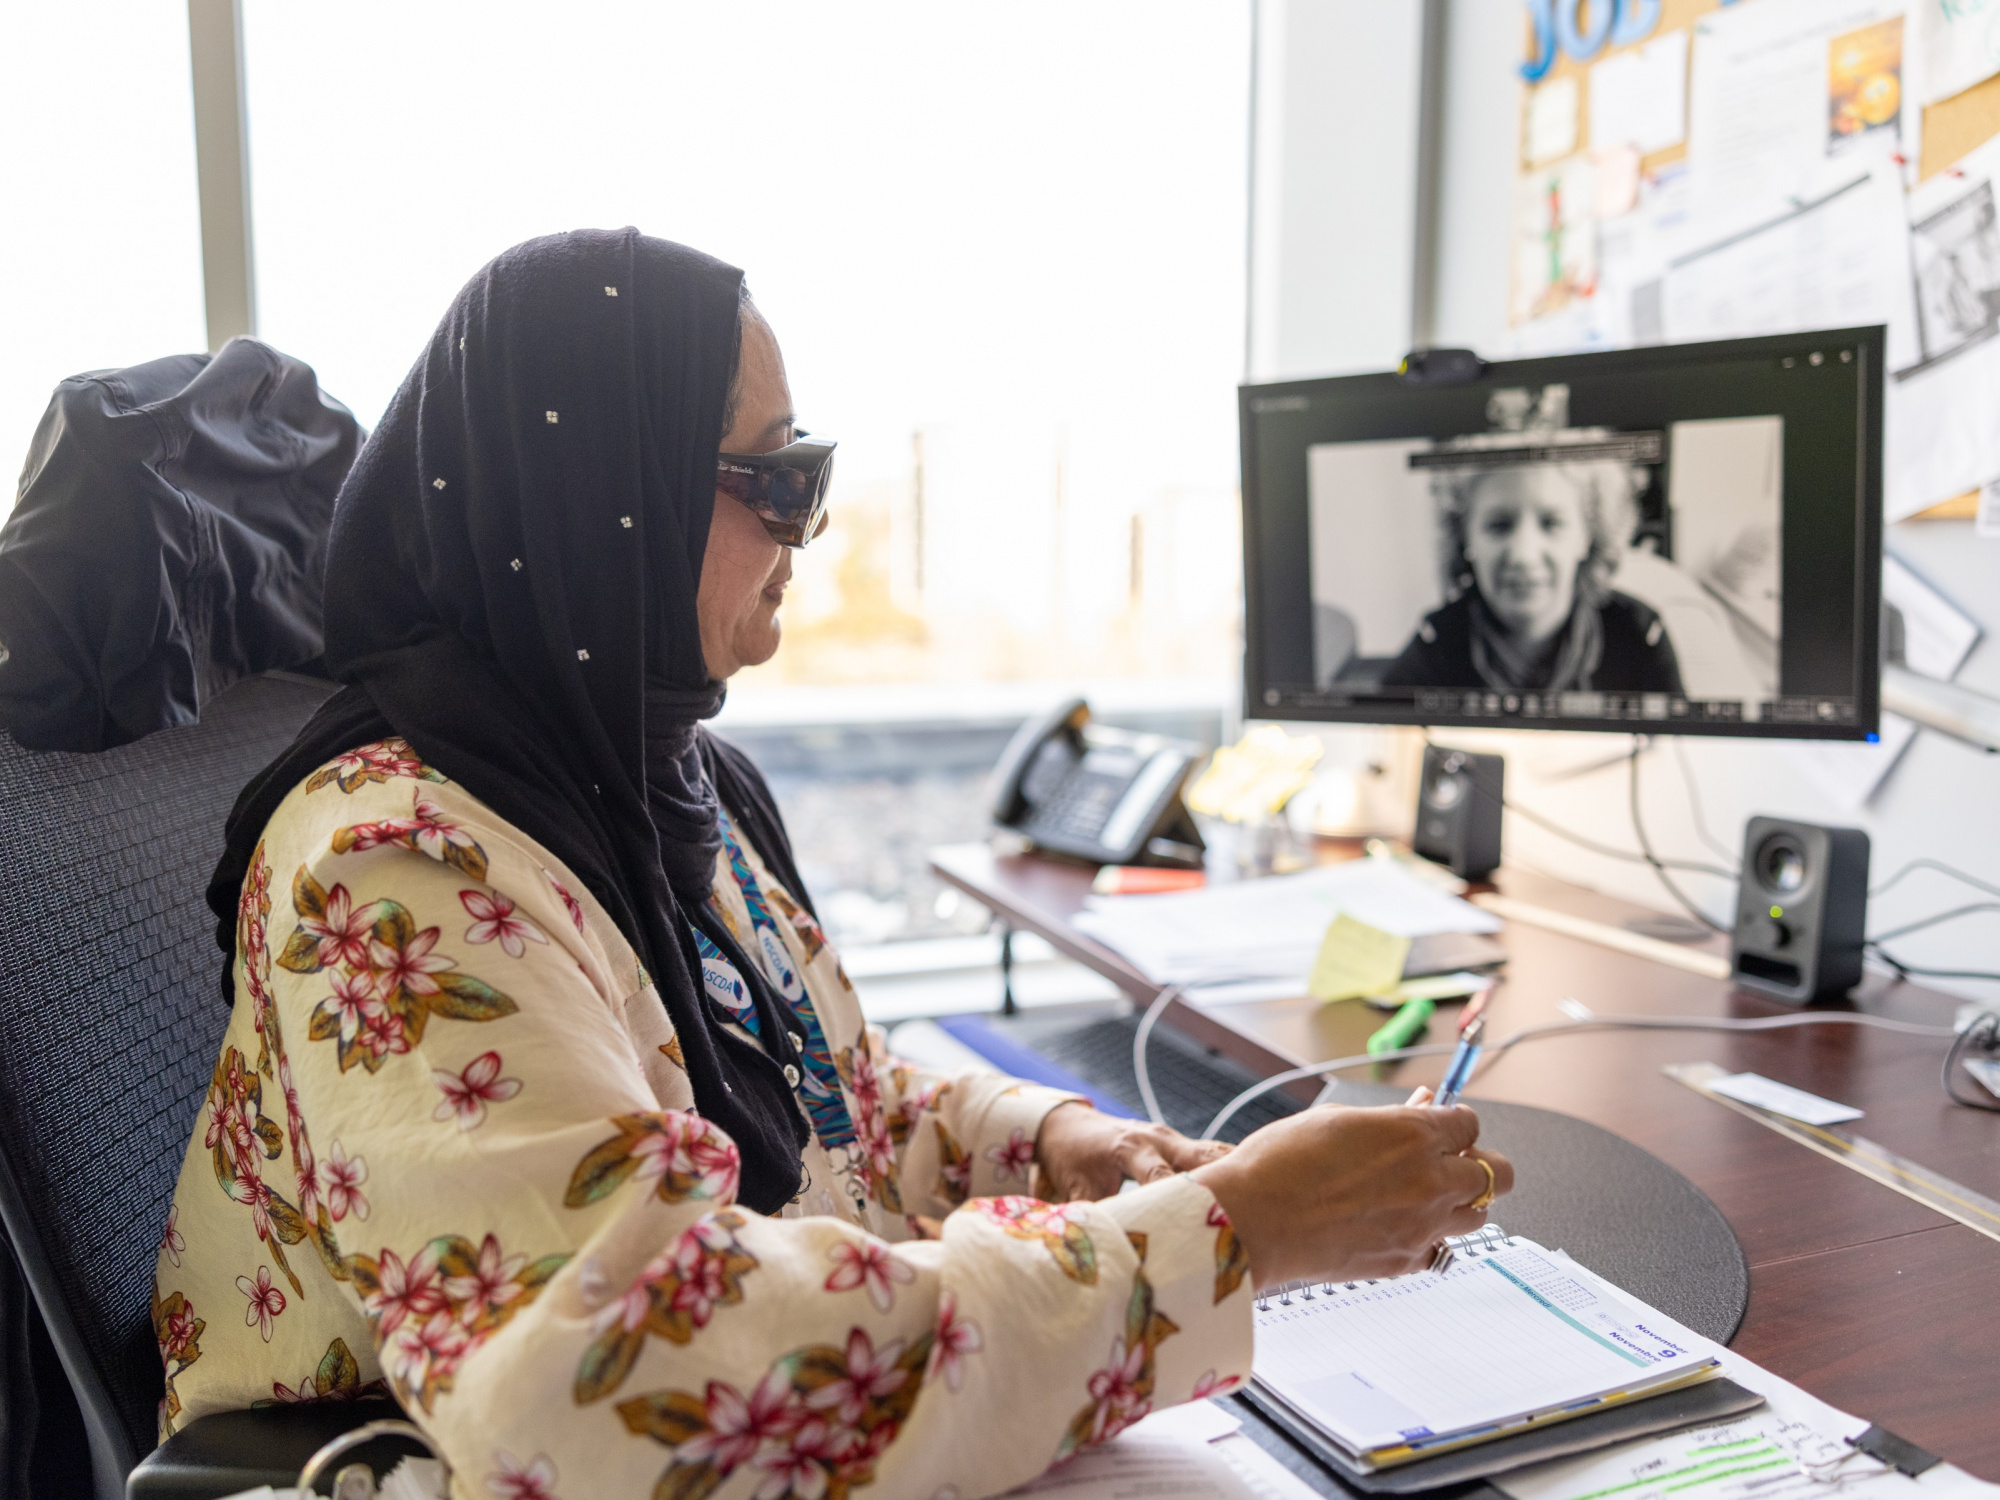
[1516,0,1714,179]
[1518,0,2000,183]
[1511,0,2000,522]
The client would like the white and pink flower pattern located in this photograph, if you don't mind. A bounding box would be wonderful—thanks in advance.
[160,1206,184,1269]
[542,868,587,934]
[1189,1369,1241,1400]
[158,1297,199,1365]
[408,796,480,864]
[662,1224,737,1327]
[460,889,548,959]
[318,1141,370,1222]
[391,1307,470,1396]
[433,1051,524,1130]
[369,924,455,1004]
[488,1450,563,1500]
[627,1112,742,1202]
[675,1370,800,1474]
[364,1244,447,1339]
[822,1239,915,1313]
[350,1232,567,1415]
[299,884,377,972]
[442,1234,529,1326]
[983,1127,1036,1183]
[1081,1335,1151,1445]
[308,738,436,794]
[321,968,380,1045]
[359,1006,412,1062]
[804,1328,908,1426]
[236,1265,287,1342]
[928,1293,983,1392]
[162,767,1255,1475]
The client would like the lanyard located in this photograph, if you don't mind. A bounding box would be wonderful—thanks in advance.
[691,926,759,1032]
[707,813,856,1150]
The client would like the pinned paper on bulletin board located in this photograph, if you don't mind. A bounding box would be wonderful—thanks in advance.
[1829,17,1908,158]
[1507,0,2000,527]
[1916,0,2000,108]
[1512,154,1598,324]
[1891,126,2000,516]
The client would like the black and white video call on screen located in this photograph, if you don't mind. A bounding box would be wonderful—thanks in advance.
[1239,331,1883,741]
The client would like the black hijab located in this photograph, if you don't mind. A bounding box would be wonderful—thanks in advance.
[207,229,812,1212]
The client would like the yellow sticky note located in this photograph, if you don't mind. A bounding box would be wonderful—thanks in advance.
[1308,914,1412,1003]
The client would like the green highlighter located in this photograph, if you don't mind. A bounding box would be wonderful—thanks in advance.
[1366,996,1435,1056]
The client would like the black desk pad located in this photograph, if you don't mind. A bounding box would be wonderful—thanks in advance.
[1316,1080,1748,1345]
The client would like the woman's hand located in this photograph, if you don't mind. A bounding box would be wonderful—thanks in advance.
[1035,1101,1231,1201]
[1191,1103,1513,1290]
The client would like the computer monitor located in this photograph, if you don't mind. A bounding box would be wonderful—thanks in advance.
[1239,329,1883,741]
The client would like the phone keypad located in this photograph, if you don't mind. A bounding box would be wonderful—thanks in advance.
[1023,772,1126,843]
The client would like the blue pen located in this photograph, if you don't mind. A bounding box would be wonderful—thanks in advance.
[1432,1016,1485,1109]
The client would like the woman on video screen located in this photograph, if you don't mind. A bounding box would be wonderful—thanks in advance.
[1381,457,1683,696]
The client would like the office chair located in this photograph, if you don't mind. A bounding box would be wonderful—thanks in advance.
[0,670,402,1500]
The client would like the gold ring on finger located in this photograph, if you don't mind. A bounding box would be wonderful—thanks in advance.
[1466,1157,1496,1213]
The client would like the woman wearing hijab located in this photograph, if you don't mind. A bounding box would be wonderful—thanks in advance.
[157,231,1510,1497]
[1381,458,1682,697]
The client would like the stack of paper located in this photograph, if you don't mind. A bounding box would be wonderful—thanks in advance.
[1071,857,1500,1004]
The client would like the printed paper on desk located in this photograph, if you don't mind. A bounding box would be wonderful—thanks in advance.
[1707,1072,1863,1126]
[1009,1420,1262,1500]
[1072,857,1498,993]
[1509,1253,2000,1500]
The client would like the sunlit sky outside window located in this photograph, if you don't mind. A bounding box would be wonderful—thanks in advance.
[0,5,206,503]
[242,2,1251,692]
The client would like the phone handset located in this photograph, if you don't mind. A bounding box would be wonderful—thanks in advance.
[989,697,1090,827]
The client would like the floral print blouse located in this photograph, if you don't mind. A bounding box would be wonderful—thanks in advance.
[154,739,1254,1500]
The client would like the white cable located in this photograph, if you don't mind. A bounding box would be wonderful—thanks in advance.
[1195,1004,1958,1142]
[1131,983,1183,1127]
[1131,970,1268,1127]
[1550,999,1958,1038]
[1200,1041,1461,1140]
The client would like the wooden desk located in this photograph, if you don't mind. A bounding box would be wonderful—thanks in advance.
[930,842,2000,1478]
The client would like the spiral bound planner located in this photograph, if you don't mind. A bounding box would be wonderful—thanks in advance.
[1245,1227,1728,1478]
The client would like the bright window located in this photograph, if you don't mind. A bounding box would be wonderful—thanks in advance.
[240,2,1250,690]
[0,5,206,508]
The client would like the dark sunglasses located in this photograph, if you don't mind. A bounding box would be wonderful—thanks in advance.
[715,433,836,547]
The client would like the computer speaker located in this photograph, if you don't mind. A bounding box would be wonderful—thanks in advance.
[1412,746,1504,880]
[1730,817,1871,1003]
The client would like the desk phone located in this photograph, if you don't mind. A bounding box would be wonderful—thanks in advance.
[988,698,1205,867]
